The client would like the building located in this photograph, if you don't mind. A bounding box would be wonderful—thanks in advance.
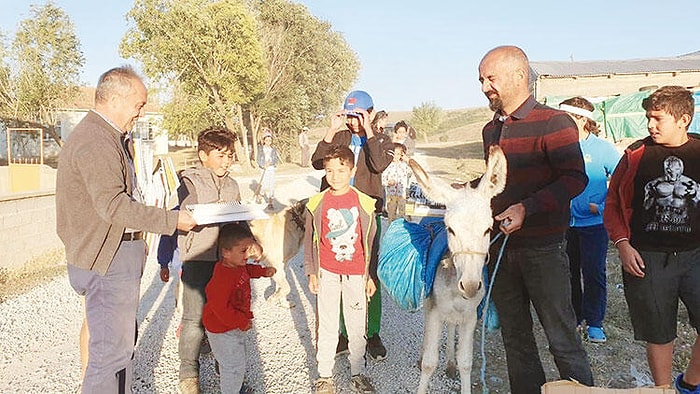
[529,51,700,140]
[56,87,168,155]
[530,51,700,101]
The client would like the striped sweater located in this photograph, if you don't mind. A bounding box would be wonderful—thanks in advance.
[482,96,588,247]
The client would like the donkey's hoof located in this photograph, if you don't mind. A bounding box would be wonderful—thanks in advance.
[268,295,295,309]
[446,362,458,380]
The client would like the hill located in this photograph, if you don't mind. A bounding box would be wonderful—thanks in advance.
[306,106,492,144]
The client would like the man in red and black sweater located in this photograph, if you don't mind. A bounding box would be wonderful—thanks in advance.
[478,45,593,394]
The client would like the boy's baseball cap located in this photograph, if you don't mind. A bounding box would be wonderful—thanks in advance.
[343,90,374,115]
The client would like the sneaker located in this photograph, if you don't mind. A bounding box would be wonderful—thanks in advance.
[587,326,607,343]
[675,373,700,394]
[178,377,199,394]
[366,334,387,361]
[350,374,375,393]
[335,334,349,356]
[239,382,254,394]
[314,377,335,394]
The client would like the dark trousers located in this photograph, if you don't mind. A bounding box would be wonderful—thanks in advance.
[179,261,216,379]
[489,240,593,394]
[566,224,608,327]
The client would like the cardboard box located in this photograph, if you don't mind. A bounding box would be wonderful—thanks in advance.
[541,380,675,394]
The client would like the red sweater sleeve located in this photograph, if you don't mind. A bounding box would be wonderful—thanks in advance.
[246,263,268,278]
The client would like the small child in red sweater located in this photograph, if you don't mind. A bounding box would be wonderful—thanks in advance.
[202,223,275,394]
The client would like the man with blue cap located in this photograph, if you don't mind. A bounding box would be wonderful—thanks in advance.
[311,90,394,361]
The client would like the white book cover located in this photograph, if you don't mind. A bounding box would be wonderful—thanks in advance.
[187,202,269,225]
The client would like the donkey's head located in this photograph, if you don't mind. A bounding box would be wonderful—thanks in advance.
[409,145,507,299]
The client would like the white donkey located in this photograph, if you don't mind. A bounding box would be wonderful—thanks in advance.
[411,145,507,394]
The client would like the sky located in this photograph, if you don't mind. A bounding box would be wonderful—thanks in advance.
[1,0,699,111]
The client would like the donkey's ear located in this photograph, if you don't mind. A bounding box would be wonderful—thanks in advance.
[409,159,460,204]
[476,145,507,198]
[409,159,429,188]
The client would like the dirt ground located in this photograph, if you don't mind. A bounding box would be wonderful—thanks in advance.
[1,126,696,390]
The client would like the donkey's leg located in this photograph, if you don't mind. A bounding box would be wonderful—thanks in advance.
[269,263,294,308]
[446,322,458,379]
[418,306,442,394]
[456,314,478,394]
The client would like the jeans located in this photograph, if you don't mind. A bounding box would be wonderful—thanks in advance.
[566,224,608,327]
[179,261,216,379]
[489,240,593,394]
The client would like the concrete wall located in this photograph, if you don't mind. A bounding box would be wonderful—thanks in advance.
[0,165,57,196]
[0,191,63,271]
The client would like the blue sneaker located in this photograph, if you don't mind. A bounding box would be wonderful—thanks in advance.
[675,373,700,394]
[587,326,607,343]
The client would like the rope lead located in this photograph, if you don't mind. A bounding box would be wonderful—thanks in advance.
[480,231,509,394]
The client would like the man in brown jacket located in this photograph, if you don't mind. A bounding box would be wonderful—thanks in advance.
[56,66,196,393]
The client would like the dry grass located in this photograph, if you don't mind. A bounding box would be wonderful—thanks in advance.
[0,248,65,303]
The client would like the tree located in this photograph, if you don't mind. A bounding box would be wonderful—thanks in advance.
[411,102,443,143]
[0,34,14,116]
[4,3,84,146]
[160,82,218,144]
[121,0,267,167]
[247,0,359,161]
[121,0,359,165]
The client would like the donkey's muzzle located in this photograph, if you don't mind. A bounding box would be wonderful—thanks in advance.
[459,280,482,299]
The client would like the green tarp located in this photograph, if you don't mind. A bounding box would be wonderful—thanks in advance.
[544,90,700,141]
[599,91,650,141]
[690,91,700,134]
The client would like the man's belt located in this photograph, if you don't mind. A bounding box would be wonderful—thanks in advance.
[122,231,143,241]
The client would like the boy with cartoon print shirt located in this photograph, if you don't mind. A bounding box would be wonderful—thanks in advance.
[304,145,378,394]
[311,90,394,361]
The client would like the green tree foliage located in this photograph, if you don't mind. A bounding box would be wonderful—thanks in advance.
[121,0,267,165]
[160,83,217,142]
[121,0,358,165]
[248,0,359,162]
[0,34,13,116]
[7,3,84,145]
[410,101,443,143]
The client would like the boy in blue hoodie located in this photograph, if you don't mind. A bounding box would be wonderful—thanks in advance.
[560,97,621,343]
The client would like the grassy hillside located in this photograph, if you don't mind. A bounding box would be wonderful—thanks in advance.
[306,106,492,144]
[432,106,492,142]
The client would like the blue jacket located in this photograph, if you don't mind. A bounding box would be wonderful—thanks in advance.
[570,134,621,227]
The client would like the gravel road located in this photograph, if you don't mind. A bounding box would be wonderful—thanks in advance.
[0,165,507,393]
